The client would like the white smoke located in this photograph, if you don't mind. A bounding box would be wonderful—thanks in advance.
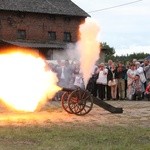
[77,18,100,85]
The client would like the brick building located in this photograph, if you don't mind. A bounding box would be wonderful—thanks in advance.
[0,0,91,59]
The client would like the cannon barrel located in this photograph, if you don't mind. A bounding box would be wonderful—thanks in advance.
[93,97,123,113]
[61,87,74,92]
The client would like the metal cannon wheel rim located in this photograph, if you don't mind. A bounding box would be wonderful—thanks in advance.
[68,89,93,116]
[61,92,73,114]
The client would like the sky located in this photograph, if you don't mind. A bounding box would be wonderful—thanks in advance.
[72,0,150,56]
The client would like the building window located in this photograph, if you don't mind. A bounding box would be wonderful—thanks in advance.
[48,31,56,41]
[64,32,71,42]
[17,30,26,40]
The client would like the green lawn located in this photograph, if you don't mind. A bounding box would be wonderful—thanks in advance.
[0,125,149,150]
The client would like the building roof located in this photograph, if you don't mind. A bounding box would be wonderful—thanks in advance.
[0,0,90,17]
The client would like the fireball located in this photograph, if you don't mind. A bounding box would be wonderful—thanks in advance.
[0,47,61,112]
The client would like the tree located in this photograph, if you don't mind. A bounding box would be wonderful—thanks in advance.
[100,42,115,62]
[99,42,150,63]
[114,52,149,62]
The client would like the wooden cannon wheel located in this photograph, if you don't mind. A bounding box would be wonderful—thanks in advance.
[67,89,93,116]
[61,92,73,114]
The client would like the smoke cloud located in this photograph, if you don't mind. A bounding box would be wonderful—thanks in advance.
[77,18,100,85]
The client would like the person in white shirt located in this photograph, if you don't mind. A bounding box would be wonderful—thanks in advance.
[143,59,150,84]
[74,73,85,89]
[135,62,146,83]
[96,63,108,100]
[135,61,146,99]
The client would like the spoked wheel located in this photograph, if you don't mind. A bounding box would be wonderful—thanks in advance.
[61,92,73,114]
[68,89,93,116]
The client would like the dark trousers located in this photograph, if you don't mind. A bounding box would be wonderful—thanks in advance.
[132,91,142,100]
[145,93,150,101]
[92,83,97,97]
[125,80,127,98]
[97,84,106,100]
[107,85,111,100]
[86,78,97,97]
[142,82,147,99]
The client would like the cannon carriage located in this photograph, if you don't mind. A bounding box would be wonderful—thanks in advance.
[61,87,123,116]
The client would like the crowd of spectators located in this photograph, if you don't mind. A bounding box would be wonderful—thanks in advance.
[48,58,150,101]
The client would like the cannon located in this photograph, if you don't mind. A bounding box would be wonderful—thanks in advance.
[60,87,123,116]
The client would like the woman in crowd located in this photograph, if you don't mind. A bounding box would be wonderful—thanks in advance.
[127,64,137,100]
[108,63,118,100]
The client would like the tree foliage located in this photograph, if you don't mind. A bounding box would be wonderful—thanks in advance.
[101,42,115,56]
[114,52,150,64]
[100,42,150,63]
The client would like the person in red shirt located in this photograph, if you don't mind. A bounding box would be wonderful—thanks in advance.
[145,82,150,101]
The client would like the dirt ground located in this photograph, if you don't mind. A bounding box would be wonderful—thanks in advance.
[0,100,150,127]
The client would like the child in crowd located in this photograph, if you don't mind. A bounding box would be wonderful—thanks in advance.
[73,73,85,89]
[145,82,150,101]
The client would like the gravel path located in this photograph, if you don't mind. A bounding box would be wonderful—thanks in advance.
[0,101,149,127]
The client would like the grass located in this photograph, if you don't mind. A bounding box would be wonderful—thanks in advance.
[0,124,149,150]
